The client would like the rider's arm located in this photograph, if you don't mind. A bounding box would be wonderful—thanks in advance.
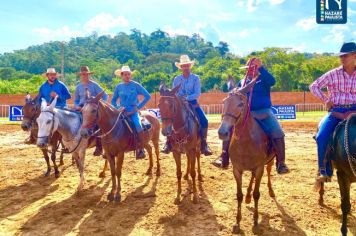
[111,86,120,109]
[309,71,331,103]
[137,84,151,110]
[186,75,201,101]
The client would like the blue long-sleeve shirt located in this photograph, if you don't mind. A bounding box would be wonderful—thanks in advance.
[74,80,108,107]
[111,81,151,112]
[38,79,71,108]
[172,73,201,101]
[238,67,276,111]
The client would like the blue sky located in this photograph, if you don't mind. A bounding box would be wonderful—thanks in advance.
[0,0,355,55]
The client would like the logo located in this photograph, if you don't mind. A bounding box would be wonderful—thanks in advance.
[317,0,347,24]
[271,105,296,120]
[9,105,24,121]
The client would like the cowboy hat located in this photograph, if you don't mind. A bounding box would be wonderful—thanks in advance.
[338,42,356,56]
[175,55,195,69]
[78,66,94,75]
[114,65,132,76]
[42,68,61,77]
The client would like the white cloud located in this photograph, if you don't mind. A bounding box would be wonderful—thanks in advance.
[207,12,236,22]
[247,0,260,12]
[353,31,356,36]
[236,1,244,7]
[83,13,129,34]
[322,25,349,43]
[269,0,285,4]
[32,26,83,41]
[162,25,191,36]
[296,17,318,31]
[348,7,356,16]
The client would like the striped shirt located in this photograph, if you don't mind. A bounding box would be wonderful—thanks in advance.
[309,66,356,105]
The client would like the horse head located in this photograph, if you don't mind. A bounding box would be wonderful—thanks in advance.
[36,96,58,148]
[21,94,40,131]
[218,87,249,141]
[158,83,181,136]
[80,91,105,138]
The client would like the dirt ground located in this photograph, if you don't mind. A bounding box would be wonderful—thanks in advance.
[0,122,355,236]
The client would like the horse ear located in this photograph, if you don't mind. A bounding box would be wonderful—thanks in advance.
[171,84,181,95]
[33,94,40,103]
[227,76,235,92]
[48,96,57,111]
[40,98,47,111]
[93,91,104,103]
[159,83,166,94]
[85,88,90,100]
[25,93,31,103]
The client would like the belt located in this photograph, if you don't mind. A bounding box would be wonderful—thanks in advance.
[334,104,356,109]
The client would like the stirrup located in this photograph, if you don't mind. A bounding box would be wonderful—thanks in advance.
[211,157,228,169]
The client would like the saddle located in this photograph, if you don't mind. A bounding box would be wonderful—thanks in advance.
[253,118,274,156]
[123,114,152,133]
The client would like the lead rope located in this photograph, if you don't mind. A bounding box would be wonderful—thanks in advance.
[344,114,356,177]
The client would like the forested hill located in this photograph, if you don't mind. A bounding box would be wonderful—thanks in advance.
[0,29,339,94]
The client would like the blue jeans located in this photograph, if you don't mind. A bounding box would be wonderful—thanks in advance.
[251,108,284,139]
[316,107,356,176]
[130,112,143,133]
[189,100,208,129]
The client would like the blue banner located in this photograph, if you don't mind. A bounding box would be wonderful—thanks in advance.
[9,105,24,121]
[271,105,296,120]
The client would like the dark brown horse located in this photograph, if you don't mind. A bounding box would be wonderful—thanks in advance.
[21,95,64,177]
[80,92,161,202]
[218,88,275,234]
[158,84,202,204]
[315,112,356,236]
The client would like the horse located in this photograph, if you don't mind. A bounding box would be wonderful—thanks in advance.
[315,112,356,236]
[218,87,276,234]
[36,96,97,192]
[158,84,203,204]
[21,95,65,177]
[79,91,161,202]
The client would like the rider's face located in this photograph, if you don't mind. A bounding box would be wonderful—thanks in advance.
[121,72,131,83]
[340,52,356,68]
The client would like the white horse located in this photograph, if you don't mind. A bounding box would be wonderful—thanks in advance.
[36,96,95,192]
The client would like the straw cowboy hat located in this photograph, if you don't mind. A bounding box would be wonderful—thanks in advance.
[175,55,195,69]
[114,65,132,76]
[78,66,94,75]
[42,68,61,77]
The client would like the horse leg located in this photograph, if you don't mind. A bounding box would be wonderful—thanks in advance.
[99,159,108,178]
[184,155,190,180]
[144,144,153,176]
[188,150,199,204]
[59,150,64,166]
[107,155,117,202]
[42,149,51,177]
[74,151,85,192]
[337,171,351,236]
[114,152,124,202]
[232,168,243,234]
[319,182,325,206]
[173,151,182,204]
[266,161,275,198]
[252,166,264,234]
[245,174,254,204]
[153,140,161,176]
[197,150,203,182]
[50,149,60,178]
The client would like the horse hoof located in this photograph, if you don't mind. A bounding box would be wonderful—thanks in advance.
[174,198,181,205]
[145,170,152,176]
[269,190,275,198]
[156,170,161,177]
[107,193,114,202]
[252,225,261,234]
[198,175,203,182]
[114,194,121,202]
[232,225,240,234]
[184,174,189,180]
[245,196,251,204]
[341,224,348,236]
[54,172,60,178]
[59,161,64,166]
[318,198,324,206]
[193,196,199,204]
[99,172,105,178]
[44,171,51,177]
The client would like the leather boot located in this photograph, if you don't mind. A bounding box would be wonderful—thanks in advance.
[201,128,212,156]
[136,131,146,160]
[273,137,290,174]
[211,139,230,169]
[161,138,172,154]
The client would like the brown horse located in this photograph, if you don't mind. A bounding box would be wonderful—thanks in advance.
[218,88,276,234]
[21,95,65,177]
[315,112,356,236]
[80,92,161,202]
[158,84,202,204]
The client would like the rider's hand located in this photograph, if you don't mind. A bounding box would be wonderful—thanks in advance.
[50,92,57,98]
[118,107,125,112]
[254,58,263,69]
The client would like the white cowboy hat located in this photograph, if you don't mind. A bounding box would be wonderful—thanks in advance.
[175,55,195,69]
[114,65,132,76]
[42,68,61,77]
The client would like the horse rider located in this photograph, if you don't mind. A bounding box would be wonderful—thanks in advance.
[111,65,151,160]
[161,54,212,156]
[212,58,290,174]
[25,68,71,144]
[74,66,108,156]
[310,41,356,182]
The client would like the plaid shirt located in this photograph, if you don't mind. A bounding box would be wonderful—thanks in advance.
[309,66,356,105]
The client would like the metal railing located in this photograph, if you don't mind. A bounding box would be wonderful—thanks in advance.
[295,103,326,112]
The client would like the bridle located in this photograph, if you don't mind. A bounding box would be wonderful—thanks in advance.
[37,110,56,140]
[159,95,187,134]
[22,102,40,126]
